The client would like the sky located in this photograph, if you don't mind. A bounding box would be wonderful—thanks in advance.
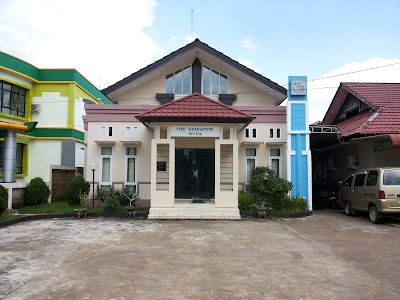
[0,0,399,123]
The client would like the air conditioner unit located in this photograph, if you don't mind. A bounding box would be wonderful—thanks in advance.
[31,104,41,113]
[345,155,358,168]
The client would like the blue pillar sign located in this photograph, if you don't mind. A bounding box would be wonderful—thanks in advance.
[286,76,312,210]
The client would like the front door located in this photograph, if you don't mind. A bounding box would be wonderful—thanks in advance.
[175,149,215,199]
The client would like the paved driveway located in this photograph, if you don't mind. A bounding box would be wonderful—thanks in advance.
[0,211,399,300]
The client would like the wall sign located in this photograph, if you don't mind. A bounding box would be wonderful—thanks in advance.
[171,126,219,137]
[157,161,167,171]
[290,80,307,96]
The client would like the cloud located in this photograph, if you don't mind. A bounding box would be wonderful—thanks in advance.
[239,37,259,50]
[0,0,165,89]
[307,58,400,124]
[236,58,262,74]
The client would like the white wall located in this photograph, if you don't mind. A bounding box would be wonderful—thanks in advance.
[32,92,68,127]
[0,69,32,88]
[28,140,62,183]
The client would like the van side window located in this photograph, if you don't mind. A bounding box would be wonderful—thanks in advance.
[354,174,366,187]
[366,170,378,186]
[343,175,353,187]
[383,169,400,185]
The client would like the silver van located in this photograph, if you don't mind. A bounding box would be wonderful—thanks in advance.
[339,168,400,223]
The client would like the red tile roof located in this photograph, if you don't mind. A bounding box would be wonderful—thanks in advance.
[324,83,400,137]
[137,93,255,124]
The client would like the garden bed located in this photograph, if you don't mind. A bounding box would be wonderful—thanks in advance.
[240,210,313,219]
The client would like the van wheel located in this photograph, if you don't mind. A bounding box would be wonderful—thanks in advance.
[344,201,354,216]
[369,206,382,224]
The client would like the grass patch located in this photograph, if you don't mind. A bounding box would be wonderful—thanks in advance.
[19,201,73,214]
[0,213,21,221]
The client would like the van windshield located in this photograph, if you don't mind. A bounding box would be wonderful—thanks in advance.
[383,169,400,186]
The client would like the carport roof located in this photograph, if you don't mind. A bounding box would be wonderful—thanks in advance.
[323,83,400,137]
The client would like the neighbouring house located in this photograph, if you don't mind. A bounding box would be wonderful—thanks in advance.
[83,39,311,219]
[310,82,400,186]
[0,51,112,208]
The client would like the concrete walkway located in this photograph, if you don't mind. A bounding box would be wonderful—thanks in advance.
[0,211,399,299]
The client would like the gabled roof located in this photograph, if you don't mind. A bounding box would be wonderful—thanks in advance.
[322,83,400,137]
[102,38,286,98]
[136,93,255,124]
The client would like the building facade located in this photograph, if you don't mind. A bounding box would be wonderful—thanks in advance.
[0,51,112,208]
[84,39,310,219]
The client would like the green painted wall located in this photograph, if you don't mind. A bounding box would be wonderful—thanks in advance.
[0,51,113,105]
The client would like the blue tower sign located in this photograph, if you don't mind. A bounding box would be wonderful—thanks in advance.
[286,76,312,210]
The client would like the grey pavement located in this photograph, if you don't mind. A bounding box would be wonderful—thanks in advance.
[0,211,399,300]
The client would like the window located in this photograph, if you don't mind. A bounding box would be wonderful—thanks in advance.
[100,147,112,188]
[100,126,113,137]
[383,169,400,185]
[366,170,378,186]
[354,173,366,187]
[245,128,257,139]
[245,148,256,186]
[269,148,282,177]
[202,66,228,95]
[0,142,24,174]
[269,128,281,139]
[166,66,191,94]
[126,126,138,138]
[0,80,26,117]
[342,175,354,188]
[125,147,138,192]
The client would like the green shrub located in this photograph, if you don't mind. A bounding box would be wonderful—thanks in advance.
[291,195,308,211]
[0,197,7,215]
[0,185,8,201]
[238,191,256,212]
[95,186,113,202]
[66,174,90,206]
[248,166,293,211]
[102,195,120,212]
[24,177,51,206]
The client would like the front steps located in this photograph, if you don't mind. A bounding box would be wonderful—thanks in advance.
[147,203,240,220]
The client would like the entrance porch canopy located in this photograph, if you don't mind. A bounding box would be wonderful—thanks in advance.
[136,93,255,125]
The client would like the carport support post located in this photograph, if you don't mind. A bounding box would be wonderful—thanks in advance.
[286,76,312,210]
[3,130,17,183]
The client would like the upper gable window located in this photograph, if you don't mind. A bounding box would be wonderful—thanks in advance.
[202,66,228,95]
[166,66,191,94]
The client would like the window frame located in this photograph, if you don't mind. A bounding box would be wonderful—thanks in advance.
[269,147,282,177]
[100,146,113,188]
[0,80,27,117]
[100,126,113,137]
[125,147,138,192]
[125,126,138,138]
[244,127,257,139]
[245,148,257,187]
[166,66,192,94]
[201,65,228,95]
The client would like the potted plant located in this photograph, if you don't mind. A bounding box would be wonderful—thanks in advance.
[251,198,272,219]
[74,191,88,218]
[121,192,139,218]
